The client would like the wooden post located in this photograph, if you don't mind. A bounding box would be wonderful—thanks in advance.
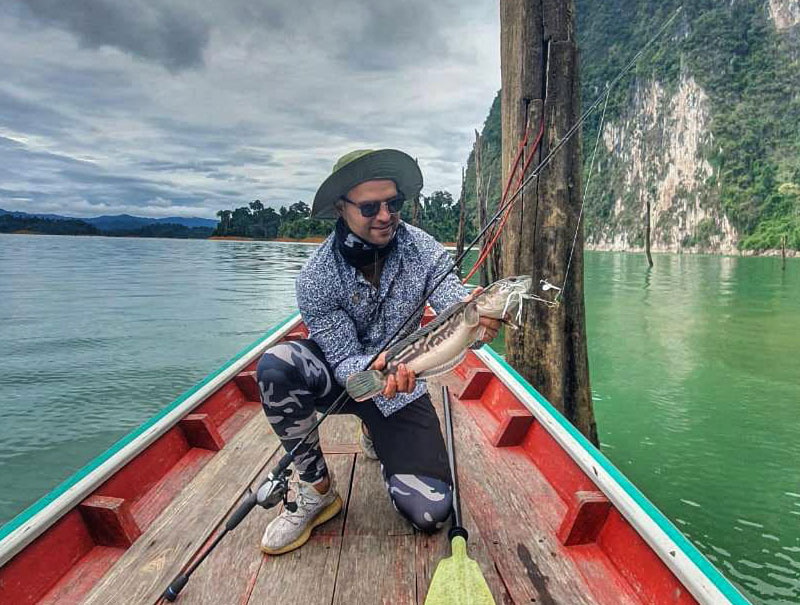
[456,167,467,266]
[782,235,787,271]
[474,131,490,286]
[412,157,421,227]
[500,0,598,444]
[487,174,501,283]
[645,197,654,267]
[644,137,654,267]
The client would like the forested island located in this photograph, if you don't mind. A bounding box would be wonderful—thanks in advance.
[0,194,472,243]
[212,192,474,243]
[0,213,213,239]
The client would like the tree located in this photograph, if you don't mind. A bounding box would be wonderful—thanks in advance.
[231,206,253,236]
[262,207,281,238]
[250,199,266,238]
[420,191,459,242]
[215,210,232,236]
[500,0,597,444]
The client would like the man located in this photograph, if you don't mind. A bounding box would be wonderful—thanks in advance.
[256,149,500,555]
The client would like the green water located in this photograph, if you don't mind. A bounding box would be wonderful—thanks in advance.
[583,253,800,603]
[0,234,798,603]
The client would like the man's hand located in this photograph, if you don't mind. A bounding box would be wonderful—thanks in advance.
[371,352,416,399]
[465,287,501,343]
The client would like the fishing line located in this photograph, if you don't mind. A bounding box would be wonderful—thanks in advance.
[556,85,611,304]
[464,7,683,297]
[479,6,683,307]
[462,113,545,284]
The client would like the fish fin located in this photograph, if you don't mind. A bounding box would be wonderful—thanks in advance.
[417,350,468,380]
[346,370,386,402]
[464,301,480,327]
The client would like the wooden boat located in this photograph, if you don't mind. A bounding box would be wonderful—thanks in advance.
[0,311,749,604]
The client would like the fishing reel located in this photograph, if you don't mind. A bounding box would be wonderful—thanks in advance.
[256,467,297,512]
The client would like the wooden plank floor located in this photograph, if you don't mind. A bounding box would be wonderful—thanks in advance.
[81,381,640,604]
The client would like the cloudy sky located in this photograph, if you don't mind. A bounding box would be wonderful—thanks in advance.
[1,0,500,219]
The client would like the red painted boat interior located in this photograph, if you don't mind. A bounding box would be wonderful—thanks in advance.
[0,319,699,604]
[451,351,697,605]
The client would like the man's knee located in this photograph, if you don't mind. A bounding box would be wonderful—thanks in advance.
[256,342,303,404]
[387,474,452,533]
[257,340,333,406]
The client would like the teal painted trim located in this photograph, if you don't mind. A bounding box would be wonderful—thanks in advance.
[0,312,300,544]
[481,346,750,604]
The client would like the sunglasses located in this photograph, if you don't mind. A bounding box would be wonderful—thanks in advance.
[341,192,406,218]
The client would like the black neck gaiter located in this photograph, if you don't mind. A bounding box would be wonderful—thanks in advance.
[334,217,401,269]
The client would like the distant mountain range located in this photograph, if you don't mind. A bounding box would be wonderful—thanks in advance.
[0,209,217,230]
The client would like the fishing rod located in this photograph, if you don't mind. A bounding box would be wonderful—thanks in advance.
[162,152,526,601]
[163,8,683,599]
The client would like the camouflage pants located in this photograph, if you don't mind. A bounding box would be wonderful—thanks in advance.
[256,339,453,532]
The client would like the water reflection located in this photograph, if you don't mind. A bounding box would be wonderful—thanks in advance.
[586,251,800,603]
[0,236,797,603]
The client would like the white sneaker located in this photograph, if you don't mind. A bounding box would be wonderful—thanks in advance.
[260,476,342,555]
[359,424,378,460]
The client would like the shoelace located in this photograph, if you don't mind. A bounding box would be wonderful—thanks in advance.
[280,487,321,526]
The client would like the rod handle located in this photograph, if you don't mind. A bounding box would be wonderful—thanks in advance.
[163,573,188,601]
[225,492,256,531]
[274,452,294,474]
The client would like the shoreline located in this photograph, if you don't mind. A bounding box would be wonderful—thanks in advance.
[207,235,325,244]
[3,232,796,257]
[584,243,799,258]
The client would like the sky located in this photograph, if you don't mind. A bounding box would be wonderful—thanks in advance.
[0,0,500,219]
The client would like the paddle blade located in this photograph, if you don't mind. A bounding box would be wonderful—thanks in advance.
[424,536,495,605]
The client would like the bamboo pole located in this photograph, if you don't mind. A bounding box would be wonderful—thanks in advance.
[645,197,654,267]
[474,131,490,286]
[782,235,787,271]
[412,157,421,227]
[455,167,467,268]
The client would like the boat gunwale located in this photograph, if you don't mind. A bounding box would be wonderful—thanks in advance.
[0,312,302,568]
[475,346,750,605]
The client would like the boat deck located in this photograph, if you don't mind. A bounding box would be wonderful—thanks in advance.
[71,377,639,605]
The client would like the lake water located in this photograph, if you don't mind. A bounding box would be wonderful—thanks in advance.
[0,233,798,603]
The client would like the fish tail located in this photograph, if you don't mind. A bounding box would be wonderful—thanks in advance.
[346,370,386,401]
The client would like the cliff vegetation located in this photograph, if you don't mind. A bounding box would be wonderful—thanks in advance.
[463,0,800,253]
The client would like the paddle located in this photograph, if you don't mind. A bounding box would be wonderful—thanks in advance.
[425,386,495,605]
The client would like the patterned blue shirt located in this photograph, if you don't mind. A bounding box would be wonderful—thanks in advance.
[295,222,468,416]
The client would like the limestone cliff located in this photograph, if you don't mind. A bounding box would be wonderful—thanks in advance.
[574,0,799,252]
[769,0,800,31]
[464,1,800,254]
[588,75,737,253]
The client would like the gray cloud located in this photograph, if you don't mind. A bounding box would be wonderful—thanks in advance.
[229,0,461,70]
[0,0,499,219]
[337,2,455,70]
[15,0,210,72]
[0,90,73,139]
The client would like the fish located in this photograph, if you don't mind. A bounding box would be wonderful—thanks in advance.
[346,275,533,401]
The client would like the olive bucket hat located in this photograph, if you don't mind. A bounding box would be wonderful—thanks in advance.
[311,149,423,219]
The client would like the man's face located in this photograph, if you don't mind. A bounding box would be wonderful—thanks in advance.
[339,179,400,246]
